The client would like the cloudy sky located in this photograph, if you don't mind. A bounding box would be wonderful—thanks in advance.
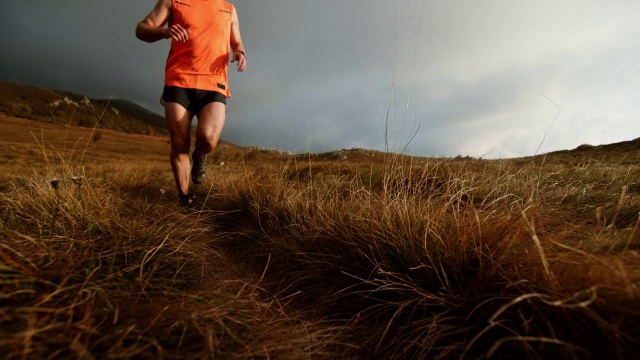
[2,0,639,158]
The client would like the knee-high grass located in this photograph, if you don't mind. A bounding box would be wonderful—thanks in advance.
[2,120,640,358]
[209,158,640,359]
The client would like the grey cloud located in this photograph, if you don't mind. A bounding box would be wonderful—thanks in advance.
[2,0,639,158]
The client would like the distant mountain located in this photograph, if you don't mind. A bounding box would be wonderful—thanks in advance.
[0,82,166,136]
[514,137,640,166]
[107,99,166,130]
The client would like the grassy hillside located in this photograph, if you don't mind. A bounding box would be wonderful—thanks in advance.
[0,82,166,136]
[1,115,640,359]
[108,98,166,129]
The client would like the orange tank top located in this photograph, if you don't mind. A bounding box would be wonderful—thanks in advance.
[165,0,233,97]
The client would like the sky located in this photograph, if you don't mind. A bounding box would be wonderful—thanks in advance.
[1,0,639,158]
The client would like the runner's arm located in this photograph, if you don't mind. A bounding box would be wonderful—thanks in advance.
[136,0,189,43]
[230,6,247,72]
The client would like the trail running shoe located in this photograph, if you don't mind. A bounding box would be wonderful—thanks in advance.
[179,193,196,208]
[191,151,207,185]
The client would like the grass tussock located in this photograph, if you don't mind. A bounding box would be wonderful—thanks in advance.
[210,160,640,359]
[2,117,640,358]
[0,159,342,359]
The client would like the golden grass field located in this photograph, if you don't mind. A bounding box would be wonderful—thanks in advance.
[2,112,640,359]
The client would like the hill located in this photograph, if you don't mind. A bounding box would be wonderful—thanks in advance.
[0,82,166,136]
[535,137,640,166]
[108,98,166,129]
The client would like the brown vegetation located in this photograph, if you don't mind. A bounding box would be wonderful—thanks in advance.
[1,115,640,359]
[0,82,166,136]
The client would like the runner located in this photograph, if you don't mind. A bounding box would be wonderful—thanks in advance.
[136,0,247,206]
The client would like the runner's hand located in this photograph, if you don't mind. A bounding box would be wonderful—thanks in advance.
[232,51,247,72]
[164,24,190,42]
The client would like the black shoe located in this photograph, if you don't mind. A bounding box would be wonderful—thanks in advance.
[191,151,208,185]
[179,193,196,208]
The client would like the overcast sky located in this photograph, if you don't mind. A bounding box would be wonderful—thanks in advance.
[2,0,639,158]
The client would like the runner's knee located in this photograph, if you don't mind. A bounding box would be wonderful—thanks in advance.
[170,137,190,154]
[196,132,219,151]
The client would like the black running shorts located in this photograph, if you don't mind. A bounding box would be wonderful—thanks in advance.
[161,86,227,113]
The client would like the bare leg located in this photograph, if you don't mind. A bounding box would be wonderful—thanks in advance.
[165,102,194,197]
[195,101,226,156]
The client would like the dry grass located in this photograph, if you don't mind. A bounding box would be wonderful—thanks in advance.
[2,116,640,359]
